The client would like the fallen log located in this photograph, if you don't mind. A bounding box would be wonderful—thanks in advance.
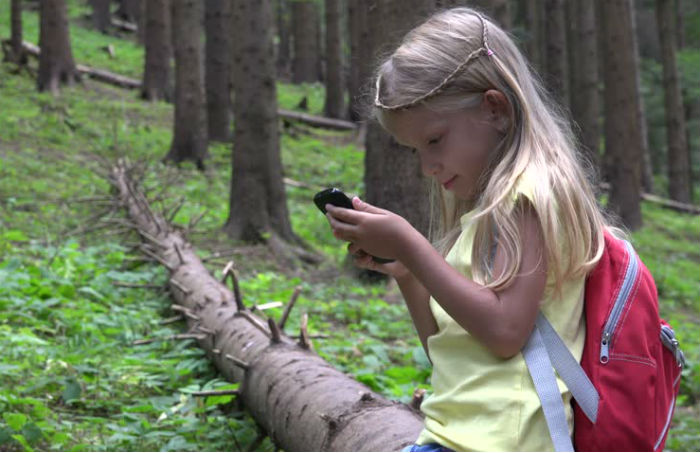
[111,18,138,33]
[108,161,423,451]
[598,182,700,215]
[20,41,141,89]
[75,63,141,89]
[278,109,357,131]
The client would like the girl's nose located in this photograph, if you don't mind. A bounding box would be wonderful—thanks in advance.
[421,159,441,177]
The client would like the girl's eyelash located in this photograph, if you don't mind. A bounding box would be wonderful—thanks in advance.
[428,136,442,145]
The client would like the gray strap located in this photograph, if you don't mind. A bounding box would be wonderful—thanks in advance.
[536,312,599,423]
[522,326,574,452]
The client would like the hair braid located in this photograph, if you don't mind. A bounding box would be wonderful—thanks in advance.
[374,12,493,111]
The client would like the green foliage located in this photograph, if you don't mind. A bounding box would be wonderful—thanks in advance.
[0,240,275,451]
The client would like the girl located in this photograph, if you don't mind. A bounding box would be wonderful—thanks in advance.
[325,7,613,452]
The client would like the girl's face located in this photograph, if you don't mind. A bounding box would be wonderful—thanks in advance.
[383,93,506,202]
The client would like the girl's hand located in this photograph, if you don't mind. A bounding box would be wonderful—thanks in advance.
[325,196,417,262]
[347,242,411,279]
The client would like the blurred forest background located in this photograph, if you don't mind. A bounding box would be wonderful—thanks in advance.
[0,0,698,451]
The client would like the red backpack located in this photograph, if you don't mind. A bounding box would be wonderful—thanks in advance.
[524,229,685,451]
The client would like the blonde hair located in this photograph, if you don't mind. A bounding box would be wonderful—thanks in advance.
[372,7,615,294]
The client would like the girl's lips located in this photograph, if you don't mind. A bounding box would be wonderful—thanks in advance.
[443,175,457,189]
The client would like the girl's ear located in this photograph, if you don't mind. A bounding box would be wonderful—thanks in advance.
[482,89,509,122]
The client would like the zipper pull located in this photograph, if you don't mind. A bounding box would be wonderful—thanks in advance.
[600,332,610,363]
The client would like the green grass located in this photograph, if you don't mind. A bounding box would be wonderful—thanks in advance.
[0,1,699,451]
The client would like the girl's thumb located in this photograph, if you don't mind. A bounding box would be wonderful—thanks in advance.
[352,196,381,213]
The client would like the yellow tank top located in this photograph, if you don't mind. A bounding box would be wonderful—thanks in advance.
[415,172,586,451]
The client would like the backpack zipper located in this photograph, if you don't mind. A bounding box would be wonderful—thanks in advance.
[600,240,639,364]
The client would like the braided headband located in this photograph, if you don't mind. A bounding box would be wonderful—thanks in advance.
[374,12,495,111]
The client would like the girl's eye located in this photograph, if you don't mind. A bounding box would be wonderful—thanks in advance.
[427,136,442,145]
[410,148,417,154]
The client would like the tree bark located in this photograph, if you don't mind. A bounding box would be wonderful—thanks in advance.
[599,0,643,230]
[364,0,435,238]
[205,0,232,142]
[656,0,691,203]
[324,0,344,119]
[37,0,79,94]
[11,0,22,55]
[225,0,297,245]
[631,2,655,194]
[569,0,600,173]
[524,0,545,74]
[347,0,371,121]
[90,0,111,33]
[165,0,208,169]
[543,0,568,107]
[116,0,141,24]
[276,0,292,79]
[141,0,172,101]
[292,0,320,83]
[3,0,27,65]
[109,162,424,451]
[675,0,685,49]
[491,0,511,29]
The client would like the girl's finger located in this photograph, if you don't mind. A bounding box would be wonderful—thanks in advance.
[326,204,364,224]
[327,213,357,240]
[353,253,376,270]
[326,212,345,229]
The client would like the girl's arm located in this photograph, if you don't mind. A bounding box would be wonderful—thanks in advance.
[398,201,546,358]
[327,198,546,359]
[346,246,437,359]
[395,272,436,360]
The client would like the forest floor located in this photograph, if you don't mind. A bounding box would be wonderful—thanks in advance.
[1,1,699,451]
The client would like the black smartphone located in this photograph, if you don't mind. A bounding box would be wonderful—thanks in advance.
[313,188,354,214]
[313,188,394,264]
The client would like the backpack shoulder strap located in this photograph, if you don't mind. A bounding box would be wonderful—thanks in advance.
[522,322,575,452]
[535,312,599,424]
[523,312,601,452]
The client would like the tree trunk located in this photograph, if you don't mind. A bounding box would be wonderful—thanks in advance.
[656,0,691,203]
[4,0,27,65]
[525,0,545,75]
[543,0,568,107]
[324,0,344,119]
[90,0,111,33]
[117,0,140,23]
[316,0,324,82]
[347,0,371,121]
[117,0,144,42]
[569,0,600,173]
[631,3,654,194]
[599,0,643,230]
[292,0,320,83]
[364,0,435,238]
[225,0,297,245]
[141,0,172,101]
[488,0,511,30]
[109,162,424,451]
[566,0,577,112]
[165,0,208,168]
[37,0,79,94]
[276,0,292,79]
[205,0,232,142]
[675,0,685,49]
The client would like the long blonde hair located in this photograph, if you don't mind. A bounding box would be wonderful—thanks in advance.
[372,7,612,294]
